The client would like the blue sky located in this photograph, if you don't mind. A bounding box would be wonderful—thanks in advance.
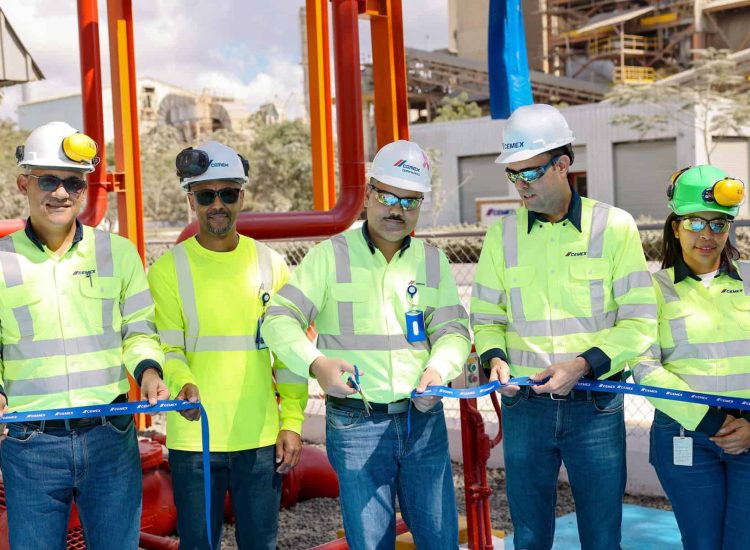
[0,0,449,121]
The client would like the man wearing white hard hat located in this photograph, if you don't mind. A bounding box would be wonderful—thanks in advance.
[471,104,657,549]
[263,140,471,549]
[148,141,307,549]
[0,121,167,549]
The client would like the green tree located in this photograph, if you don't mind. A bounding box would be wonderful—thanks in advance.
[433,91,482,122]
[139,125,189,225]
[607,48,750,164]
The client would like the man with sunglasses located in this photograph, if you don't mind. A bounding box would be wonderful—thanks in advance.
[0,121,167,549]
[147,141,307,549]
[471,104,657,550]
[263,140,471,550]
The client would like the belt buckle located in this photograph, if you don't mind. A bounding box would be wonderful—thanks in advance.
[387,401,407,414]
[550,392,569,401]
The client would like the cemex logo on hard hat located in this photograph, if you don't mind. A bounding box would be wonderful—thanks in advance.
[393,159,420,176]
[209,161,229,168]
[504,141,525,150]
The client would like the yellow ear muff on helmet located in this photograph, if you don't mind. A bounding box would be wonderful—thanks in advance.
[711,178,745,207]
[62,132,99,165]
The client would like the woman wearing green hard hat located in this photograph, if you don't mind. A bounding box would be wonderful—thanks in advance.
[633,165,750,549]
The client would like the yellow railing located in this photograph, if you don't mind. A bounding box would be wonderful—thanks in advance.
[588,34,658,56]
[613,66,657,84]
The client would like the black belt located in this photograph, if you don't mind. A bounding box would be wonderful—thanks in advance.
[20,394,132,431]
[519,385,593,401]
[328,396,410,414]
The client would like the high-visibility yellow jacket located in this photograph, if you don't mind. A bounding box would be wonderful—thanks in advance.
[148,235,307,452]
[471,196,657,380]
[262,225,471,403]
[0,222,163,411]
[632,261,750,433]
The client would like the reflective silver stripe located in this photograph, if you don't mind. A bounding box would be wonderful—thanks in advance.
[277,285,318,325]
[317,333,430,352]
[331,235,351,283]
[274,368,308,385]
[590,280,605,317]
[679,372,750,393]
[662,340,749,362]
[472,283,505,305]
[122,320,157,339]
[632,360,660,383]
[739,261,750,295]
[121,289,154,317]
[0,236,22,286]
[5,365,126,397]
[338,301,354,332]
[613,271,652,299]
[159,329,185,347]
[3,331,122,361]
[424,244,440,289]
[470,312,508,327]
[166,351,189,365]
[428,321,470,345]
[616,303,657,322]
[172,244,199,353]
[95,231,115,328]
[502,213,518,268]
[587,203,610,258]
[653,270,680,302]
[13,305,34,336]
[509,288,526,323]
[429,305,468,326]
[510,311,617,337]
[255,241,274,292]
[185,335,258,352]
[265,305,306,328]
[508,349,581,368]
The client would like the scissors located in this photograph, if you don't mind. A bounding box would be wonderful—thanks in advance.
[347,365,372,415]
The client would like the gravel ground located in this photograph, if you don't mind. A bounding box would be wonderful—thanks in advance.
[142,415,671,549]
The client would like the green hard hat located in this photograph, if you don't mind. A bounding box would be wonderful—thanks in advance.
[667,165,745,217]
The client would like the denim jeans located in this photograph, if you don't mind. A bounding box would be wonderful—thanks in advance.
[650,409,750,550]
[501,389,626,550]
[169,445,281,550]
[0,418,141,550]
[325,401,458,550]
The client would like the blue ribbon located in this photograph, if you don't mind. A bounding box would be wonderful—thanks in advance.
[2,400,214,549]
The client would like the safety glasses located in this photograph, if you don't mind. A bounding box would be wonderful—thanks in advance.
[189,187,242,206]
[28,174,87,196]
[677,216,732,234]
[368,184,423,211]
[506,156,560,184]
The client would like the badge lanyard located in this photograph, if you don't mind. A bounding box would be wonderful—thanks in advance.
[405,283,426,343]
[256,287,271,350]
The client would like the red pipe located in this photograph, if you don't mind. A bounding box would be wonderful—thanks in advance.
[309,519,409,549]
[77,0,110,227]
[281,447,339,508]
[177,0,366,243]
[138,531,179,550]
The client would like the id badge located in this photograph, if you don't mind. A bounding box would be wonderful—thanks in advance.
[256,316,268,350]
[673,432,693,466]
[405,310,426,342]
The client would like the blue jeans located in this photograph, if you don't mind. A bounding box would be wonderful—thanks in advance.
[169,445,281,550]
[501,389,626,550]
[650,409,750,550]
[0,418,141,550]
[325,401,458,550]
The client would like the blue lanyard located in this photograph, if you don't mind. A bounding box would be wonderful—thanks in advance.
[412,377,750,411]
[3,400,214,549]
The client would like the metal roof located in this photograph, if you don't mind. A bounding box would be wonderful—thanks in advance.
[573,6,655,35]
[0,8,43,87]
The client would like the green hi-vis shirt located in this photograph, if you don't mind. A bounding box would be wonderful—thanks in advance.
[148,236,308,452]
[262,227,471,403]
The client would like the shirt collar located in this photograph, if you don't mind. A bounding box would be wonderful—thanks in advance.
[673,255,741,284]
[527,186,582,233]
[361,221,412,256]
[25,217,84,252]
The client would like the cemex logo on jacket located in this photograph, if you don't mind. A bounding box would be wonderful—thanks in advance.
[565,251,587,257]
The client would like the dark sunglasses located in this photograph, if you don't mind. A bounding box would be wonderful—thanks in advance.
[175,147,249,179]
[368,184,423,211]
[677,216,732,234]
[505,156,560,184]
[189,187,242,206]
[27,174,87,195]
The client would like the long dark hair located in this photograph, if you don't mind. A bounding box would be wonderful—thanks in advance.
[661,211,740,269]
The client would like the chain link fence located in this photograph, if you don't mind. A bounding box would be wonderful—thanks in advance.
[145,220,750,446]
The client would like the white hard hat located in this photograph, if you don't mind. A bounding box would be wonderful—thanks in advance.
[177,140,249,190]
[17,121,99,174]
[495,104,575,164]
[367,140,432,193]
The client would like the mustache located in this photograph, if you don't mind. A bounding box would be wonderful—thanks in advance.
[383,215,405,222]
[207,208,230,216]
